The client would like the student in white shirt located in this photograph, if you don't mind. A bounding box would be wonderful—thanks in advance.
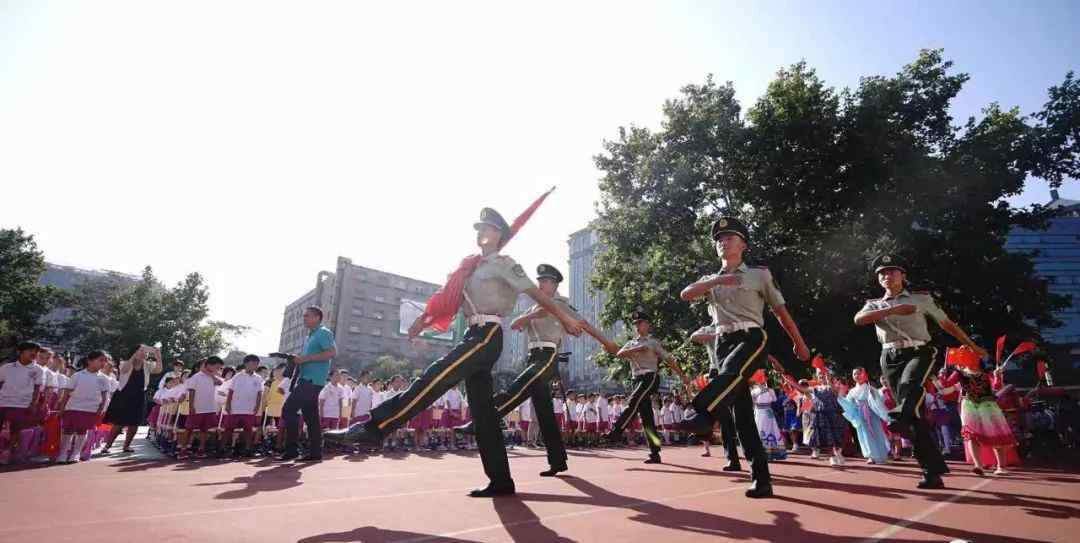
[0,341,46,463]
[350,370,374,425]
[56,351,111,463]
[318,370,348,430]
[583,393,600,446]
[224,355,265,456]
[34,347,58,414]
[178,357,225,459]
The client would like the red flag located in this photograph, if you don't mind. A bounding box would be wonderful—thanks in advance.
[749,369,767,384]
[810,355,826,371]
[995,335,1006,364]
[946,346,981,371]
[501,186,556,249]
[1009,341,1037,359]
[420,188,556,333]
[1036,360,1048,381]
[695,374,709,391]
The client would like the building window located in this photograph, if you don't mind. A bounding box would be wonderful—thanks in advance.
[375,295,386,303]
[349,326,362,334]
[352,307,363,316]
[371,328,382,336]
[373,311,384,320]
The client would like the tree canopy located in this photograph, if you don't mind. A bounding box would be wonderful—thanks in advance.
[592,50,1078,379]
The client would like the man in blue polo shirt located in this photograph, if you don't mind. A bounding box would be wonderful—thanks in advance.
[280,306,336,461]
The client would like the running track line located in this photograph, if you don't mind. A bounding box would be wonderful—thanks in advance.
[0,468,676,534]
[394,485,746,543]
[859,478,995,543]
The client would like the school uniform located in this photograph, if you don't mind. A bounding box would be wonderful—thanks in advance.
[225,372,264,433]
[0,361,44,431]
[184,372,219,432]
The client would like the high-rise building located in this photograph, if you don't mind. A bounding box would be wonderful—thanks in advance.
[1006,189,1080,371]
[279,258,455,373]
[566,226,624,390]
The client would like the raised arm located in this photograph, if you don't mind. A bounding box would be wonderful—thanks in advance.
[680,274,739,301]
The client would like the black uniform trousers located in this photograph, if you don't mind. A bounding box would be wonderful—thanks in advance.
[283,381,324,457]
[367,323,512,487]
[491,347,567,469]
[611,371,663,455]
[880,345,948,477]
[708,368,742,462]
[691,328,771,484]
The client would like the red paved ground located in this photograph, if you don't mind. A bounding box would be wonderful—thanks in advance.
[1,443,1077,543]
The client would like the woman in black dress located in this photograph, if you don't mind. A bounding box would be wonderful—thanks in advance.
[102,345,162,453]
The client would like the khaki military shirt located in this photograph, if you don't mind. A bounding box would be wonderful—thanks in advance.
[855,290,948,344]
[522,295,580,346]
[620,335,671,376]
[696,263,786,327]
[464,253,537,317]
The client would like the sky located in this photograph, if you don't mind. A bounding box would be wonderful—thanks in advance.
[2,1,1077,356]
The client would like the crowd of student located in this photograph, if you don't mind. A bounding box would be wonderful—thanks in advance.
[0,338,1063,474]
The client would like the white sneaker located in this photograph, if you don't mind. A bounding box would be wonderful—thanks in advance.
[836,455,845,466]
[994,467,1009,476]
[811,450,820,459]
[829,457,840,467]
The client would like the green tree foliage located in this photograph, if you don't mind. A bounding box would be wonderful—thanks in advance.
[58,266,248,363]
[0,229,63,350]
[366,355,415,381]
[593,50,1077,378]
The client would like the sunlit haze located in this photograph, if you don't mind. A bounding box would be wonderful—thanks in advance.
[3,1,1077,355]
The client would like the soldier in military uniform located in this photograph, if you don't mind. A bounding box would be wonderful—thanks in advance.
[678,217,811,499]
[603,309,692,465]
[854,254,988,490]
[325,208,583,498]
[455,264,618,477]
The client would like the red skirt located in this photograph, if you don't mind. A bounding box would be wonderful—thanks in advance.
[555,413,565,429]
[62,410,99,433]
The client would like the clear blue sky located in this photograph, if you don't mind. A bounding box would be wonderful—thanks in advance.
[1,1,1076,354]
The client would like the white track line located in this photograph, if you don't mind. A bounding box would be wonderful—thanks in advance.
[859,478,995,543]
[394,485,746,543]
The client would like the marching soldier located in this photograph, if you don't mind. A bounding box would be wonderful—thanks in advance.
[602,309,692,464]
[325,208,583,498]
[456,264,618,477]
[678,217,811,499]
[854,254,988,490]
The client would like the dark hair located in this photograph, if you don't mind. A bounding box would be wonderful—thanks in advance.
[172,360,185,366]
[358,370,371,378]
[305,306,324,320]
[205,356,225,367]
[257,366,269,373]
[16,341,41,353]
[242,354,261,364]
[222,367,236,378]
[78,350,109,368]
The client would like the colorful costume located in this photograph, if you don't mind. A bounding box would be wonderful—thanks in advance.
[838,383,891,463]
[751,386,786,460]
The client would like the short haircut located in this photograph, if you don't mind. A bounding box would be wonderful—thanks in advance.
[358,370,371,378]
[242,354,261,364]
[173,360,185,366]
[17,341,41,353]
[205,356,225,367]
[305,306,324,320]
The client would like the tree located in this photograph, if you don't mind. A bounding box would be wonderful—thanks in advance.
[58,266,248,363]
[367,355,415,381]
[0,229,63,351]
[593,50,1076,379]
